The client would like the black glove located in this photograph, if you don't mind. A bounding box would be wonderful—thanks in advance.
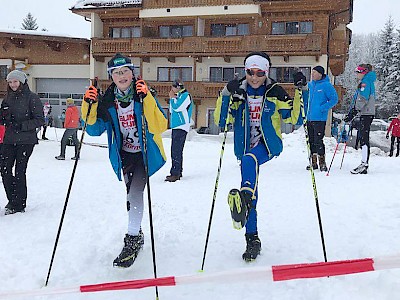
[344,108,358,123]
[0,104,11,125]
[231,88,246,102]
[293,72,307,87]
[386,134,390,139]
[227,78,240,94]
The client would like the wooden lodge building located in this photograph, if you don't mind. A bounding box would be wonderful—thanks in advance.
[1,0,353,132]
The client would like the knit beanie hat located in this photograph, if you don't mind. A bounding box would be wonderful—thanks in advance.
[107,53,134,75]
[6,70,27,84]
[172,79,184,89]
[312,66,325,76]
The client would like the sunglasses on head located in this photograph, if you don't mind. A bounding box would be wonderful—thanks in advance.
[246,69,266,77]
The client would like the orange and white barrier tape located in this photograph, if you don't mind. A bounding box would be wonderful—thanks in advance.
[1,255,400,299]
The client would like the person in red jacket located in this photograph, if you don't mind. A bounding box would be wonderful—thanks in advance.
[55,98,80,160]
[387,113,400,157]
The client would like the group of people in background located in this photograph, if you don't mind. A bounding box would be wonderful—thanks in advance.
[0,51,397,266]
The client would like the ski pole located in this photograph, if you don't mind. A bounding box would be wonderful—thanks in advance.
[298,86,328,263]
[326,142,339,176]
[340,142,347,169]
[139,92,159,300]
[200,97,233,271]
[44,81,97,286]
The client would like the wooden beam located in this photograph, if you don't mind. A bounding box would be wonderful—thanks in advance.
[167,56,175,63]
[46,41,61,52]
[142,56,150,63]
[93,55,105,63]
[315,55,320,62]
[283,55,289,62]
[195,56,202,63]
[9,38,25,48]
[223,56,231,63]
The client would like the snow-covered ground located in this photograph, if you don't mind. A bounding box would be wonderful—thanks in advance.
[1,127,399,300]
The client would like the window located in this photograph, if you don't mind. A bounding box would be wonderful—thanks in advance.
[209,67,245,82]
[271,21,313,35]
[211,24,250,37]
[159,25,193,38]
[0,65,7,80]
[109,27,141,38]
[157,67,192,82]
[269,67,311,83]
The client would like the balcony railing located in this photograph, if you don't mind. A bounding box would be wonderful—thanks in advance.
[92,34,322,58]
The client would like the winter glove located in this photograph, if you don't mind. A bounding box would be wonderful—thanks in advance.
[386,133,390,139]
[136,79,148,97]
[344,108,358,123]
[84,85,98,103]
[293,71,307,87]
[231,88,246,103]
[0,104,11,125]
[227,78,241,94]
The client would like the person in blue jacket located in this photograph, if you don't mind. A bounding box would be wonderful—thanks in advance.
[345,64,376,174]
[165,79,193,182]
[301,66,338,171]
[81,53,167,268]
[214,51,302,261]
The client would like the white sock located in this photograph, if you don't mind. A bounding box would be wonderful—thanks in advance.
[361,145,368,164]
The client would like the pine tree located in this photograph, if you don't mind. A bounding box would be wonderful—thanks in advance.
[21,13,39,31]
[375,17,397,118]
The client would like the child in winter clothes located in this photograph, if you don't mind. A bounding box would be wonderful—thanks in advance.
[81,53,167,268]
[165,79,193,182]
[55,98,80,160]
[386,113,400,157]
[345,64,376,174]
[214,51,302,261]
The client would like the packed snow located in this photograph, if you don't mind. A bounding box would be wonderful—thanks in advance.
[72,0,142,9]
[1,127,399,300]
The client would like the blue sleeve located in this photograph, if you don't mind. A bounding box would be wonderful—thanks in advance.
[85,118,107,136]
[302,89,309,117]
[320,84,338,112]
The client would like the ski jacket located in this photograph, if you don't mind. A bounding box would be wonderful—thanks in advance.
[0,125,5,143]
[1,83,44,145]
[169,88,193,132]
[64,106,80,129]
[303,75,338,121]
[354,71,376,116]
[388,118,400,137]
[81,82,167,180]
[214,79,302,160]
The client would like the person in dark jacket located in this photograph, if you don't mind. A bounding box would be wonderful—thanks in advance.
[301,66,338,171]
[0,70,44,215]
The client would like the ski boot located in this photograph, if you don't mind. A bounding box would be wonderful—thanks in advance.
[228,189,252,230]
[350,162,368,174]
[242,232,262,262]
[318,155,328,172]
[306,154,318,170]
[113,230,144,268]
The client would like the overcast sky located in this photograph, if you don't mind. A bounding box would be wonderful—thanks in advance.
[0,0,398,38]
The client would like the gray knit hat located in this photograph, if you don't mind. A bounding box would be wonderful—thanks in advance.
[6,70,27,84]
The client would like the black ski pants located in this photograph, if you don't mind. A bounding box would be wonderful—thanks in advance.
[1,144,35,210]
[170,128,188,176]
[307,121,326,156]
[390,136,400,156]
[359,115,374,163]
[60,128,79,157]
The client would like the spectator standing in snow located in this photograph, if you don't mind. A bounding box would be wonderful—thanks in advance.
[81,53,167,268]
[41,102,52,140]
[165,79,193,182]
[301,66,338,171]
[0,70,44,215]
[59,109,66,127]
[214,51,302,261]
[345,64,376,174]
[386,113,400,157]
[55,98,80,160]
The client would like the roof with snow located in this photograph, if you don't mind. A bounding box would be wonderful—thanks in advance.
[71,0,142,9]
[0,28,89,42]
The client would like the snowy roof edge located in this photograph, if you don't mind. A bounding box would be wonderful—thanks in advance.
[72,0,142,9]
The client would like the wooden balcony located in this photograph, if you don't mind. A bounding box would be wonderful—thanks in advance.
[97,80,345,105]
[92,34,322,59]
[142,0,254,9]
